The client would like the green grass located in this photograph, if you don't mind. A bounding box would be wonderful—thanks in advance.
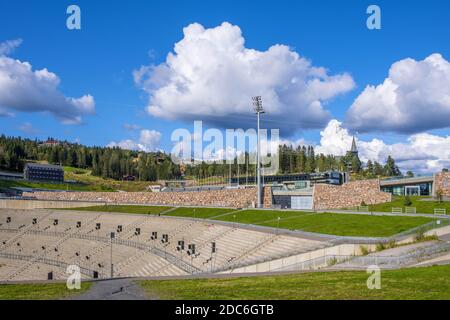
[369,196,450,214]
[0,179,113,192]
[0,165,161,192]
[64,205,173,215]
[64,167,158,192]
[0,282,92,300]
[63,206,434,237]
[138,265,450,300]
[214,210,433,237]
[214,210,310,224]
[166,207,237,219]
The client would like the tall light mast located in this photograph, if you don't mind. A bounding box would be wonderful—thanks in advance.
[252,96,265,208]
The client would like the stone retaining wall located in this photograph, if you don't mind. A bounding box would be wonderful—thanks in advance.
[23,188,257,208]
[263,187,272,208]
[434,172,450,197]
[313,179,392,210]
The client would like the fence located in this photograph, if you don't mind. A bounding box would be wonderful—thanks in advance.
[273,241,450,272]
[405,207,417,214]
[434,208,447,215]
[392,207,403,214]
[0,252,96,278]
[22,229,201,274]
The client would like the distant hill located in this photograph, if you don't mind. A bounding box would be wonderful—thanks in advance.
[0,135,180,182]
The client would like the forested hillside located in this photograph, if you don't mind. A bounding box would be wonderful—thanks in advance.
[0,135,181,181]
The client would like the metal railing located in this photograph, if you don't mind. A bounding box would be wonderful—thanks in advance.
[272,241,450,272]
[20,229,201,274]
[0,252,96,278]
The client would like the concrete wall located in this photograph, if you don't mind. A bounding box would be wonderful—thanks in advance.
[313,179,392,210]
[23,188,257,208]
[434,172,450,197]
[221,243,377,274]
[0,199,107,210]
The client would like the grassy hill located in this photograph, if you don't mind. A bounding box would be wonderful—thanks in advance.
[369,196,450,214]
[0,166,158,192]
[138,264,450,300]
[0,282,92,300]
[65,206,434,237]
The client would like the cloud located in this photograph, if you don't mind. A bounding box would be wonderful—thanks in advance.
[346,53,450,134]
[123,123,141,131]
[108,129,161,152]
[0,38,22,55]
[134,22,355,134]
[18,122,39,134]
[0,40,95,124]
[314,120,450,174]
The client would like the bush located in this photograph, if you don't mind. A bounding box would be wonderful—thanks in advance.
[388,239,396,248]
[376,243,386,252]
[359,245,371,256]
[327,257,338,266]
[404,195,413,207]
[415,228,425,241]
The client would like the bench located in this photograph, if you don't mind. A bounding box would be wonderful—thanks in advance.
[434,208,446,215]
[405,207,416,214]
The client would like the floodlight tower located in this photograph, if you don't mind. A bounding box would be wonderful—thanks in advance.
[252,96,265,208]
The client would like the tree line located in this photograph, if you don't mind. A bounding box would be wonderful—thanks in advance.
[0,135,402,181]
[0,135,180,181]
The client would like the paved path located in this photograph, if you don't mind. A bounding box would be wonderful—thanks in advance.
[69,278,149,300]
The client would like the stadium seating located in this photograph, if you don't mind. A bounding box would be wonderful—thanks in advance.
[0,208,327,281]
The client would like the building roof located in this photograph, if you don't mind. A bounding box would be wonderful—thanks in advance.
[25,163,63,170]
[350,136,358,153]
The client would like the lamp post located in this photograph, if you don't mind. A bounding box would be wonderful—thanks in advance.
[252,96,265,208]
[110,232,115,278]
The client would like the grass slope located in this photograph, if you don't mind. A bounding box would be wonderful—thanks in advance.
[369,196,450,215]
[138,265,450,300]
[64,206,434,237]
[65,205,172,215]
[0,282,92,300]
[0,179,113,192]
[0,166,159,192]
[166,207,237,219]
[216,210,433,237]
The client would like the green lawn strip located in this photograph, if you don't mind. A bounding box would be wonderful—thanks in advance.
[0,178,114,192]
[259,213,434,237]
[369,196,450,214]
[137,265,450,300]
[214,210,310,224]
[0,282,92,300]
[166,207,237,219]
[63,205,172,215]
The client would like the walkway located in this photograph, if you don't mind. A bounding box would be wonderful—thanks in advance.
[69,278,149,300]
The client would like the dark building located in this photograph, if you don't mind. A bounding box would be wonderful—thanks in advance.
[24,163,64,182]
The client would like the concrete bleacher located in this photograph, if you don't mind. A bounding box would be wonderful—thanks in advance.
[0,208,327,281]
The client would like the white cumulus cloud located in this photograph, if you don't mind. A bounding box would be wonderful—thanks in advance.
[0,38,22,55]
[134,22,355,133]
[315,120,450,174]
[108,129,161,152]
[0,39,95,124]
[346,53,450,133]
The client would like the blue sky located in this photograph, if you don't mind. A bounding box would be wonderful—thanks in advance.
[1,0,450,172]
